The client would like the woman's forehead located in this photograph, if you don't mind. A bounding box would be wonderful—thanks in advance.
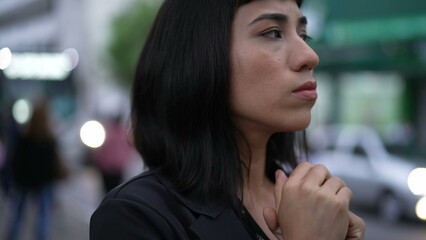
[234,0,303,24]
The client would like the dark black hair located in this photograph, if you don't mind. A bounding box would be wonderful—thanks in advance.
[131,0,305,206]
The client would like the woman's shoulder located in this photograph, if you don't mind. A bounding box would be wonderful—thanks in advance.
[100,169,174,208]
[90,169,254,240]
[90,169,191,239]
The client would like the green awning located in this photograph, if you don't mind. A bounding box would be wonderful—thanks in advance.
[325,0,426,20]
[324,14,426,47]
[307,0,426,73]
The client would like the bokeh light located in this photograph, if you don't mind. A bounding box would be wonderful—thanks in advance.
[12,99,33,124]
[408,168,426,195]
[62,48,79,71]
[80,120,106,148]
[3,52,71,80]
[0,47,12,70]
[415,197,426,221]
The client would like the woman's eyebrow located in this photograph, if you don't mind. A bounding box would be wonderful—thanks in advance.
[299,16,308,25]
[248,13,308,26]
[248,13,288,26]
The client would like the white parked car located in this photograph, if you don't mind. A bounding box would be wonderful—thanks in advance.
[308,125,426,222]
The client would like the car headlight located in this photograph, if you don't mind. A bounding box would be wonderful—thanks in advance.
[407,168,426,195]
[416,197,426,221]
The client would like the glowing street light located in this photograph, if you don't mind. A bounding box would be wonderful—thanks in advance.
[80,120,106,148]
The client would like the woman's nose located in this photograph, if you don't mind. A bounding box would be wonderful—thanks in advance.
[289,39,320,72]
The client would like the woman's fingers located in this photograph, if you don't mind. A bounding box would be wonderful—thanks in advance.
[302,164,332,187]
[263,207,284,240]
[337,186,353,202]
[266,170,288,240]
[274,170,288,209]
[322,176,347,195]
[345,211,366,240]
[275,162,358,240]
[287,161,313,182]
[263,207,278,231]
[286,162,333,192]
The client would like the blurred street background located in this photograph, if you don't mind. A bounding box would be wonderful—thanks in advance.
[0,0,425,239]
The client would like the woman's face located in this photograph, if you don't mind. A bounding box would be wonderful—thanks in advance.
[230,0,319,136]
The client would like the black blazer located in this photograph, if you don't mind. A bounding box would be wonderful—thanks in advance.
[90,169,254,239]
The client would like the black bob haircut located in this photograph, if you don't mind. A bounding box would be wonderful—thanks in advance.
[132,0,305,206]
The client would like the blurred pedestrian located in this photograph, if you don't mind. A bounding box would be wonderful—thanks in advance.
[6,100,66,240]
[0,136,5,189]
[0,104,20,196]
[91,115,134,193]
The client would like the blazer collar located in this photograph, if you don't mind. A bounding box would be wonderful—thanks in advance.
[153,168,228,218]
[150,168,254,239]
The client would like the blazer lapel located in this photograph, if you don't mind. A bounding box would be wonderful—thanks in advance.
[154,169,253,239]
[189,207,253,240]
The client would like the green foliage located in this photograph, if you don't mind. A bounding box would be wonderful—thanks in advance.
[108,0,162,87]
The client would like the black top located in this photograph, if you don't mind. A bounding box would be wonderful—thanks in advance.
[12,136,58,190]
[241,205,270,240]
[90,168,269,240]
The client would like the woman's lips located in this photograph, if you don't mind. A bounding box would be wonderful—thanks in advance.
[292,81,318,100]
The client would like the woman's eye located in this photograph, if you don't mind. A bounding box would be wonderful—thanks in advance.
[262,29,283,39]
[300,34,313,42]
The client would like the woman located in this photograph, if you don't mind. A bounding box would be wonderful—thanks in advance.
[7,101,63,240]
[90,0,365,239]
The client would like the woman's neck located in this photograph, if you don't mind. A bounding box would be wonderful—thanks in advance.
[237,129,278,240]
[237,130,272,194]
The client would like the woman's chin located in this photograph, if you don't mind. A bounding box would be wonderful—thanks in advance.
[279,116,312,132]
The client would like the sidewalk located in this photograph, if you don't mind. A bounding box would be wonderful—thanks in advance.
[0,167,103,240]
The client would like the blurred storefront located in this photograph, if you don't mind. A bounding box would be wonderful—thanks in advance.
[305,0,426,154]
[0,0,134,165]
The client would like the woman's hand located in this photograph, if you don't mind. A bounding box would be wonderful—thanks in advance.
[263,162,365,240]
[346,211,365,240]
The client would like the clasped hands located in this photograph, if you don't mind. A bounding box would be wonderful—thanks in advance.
[263,162,366,240]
